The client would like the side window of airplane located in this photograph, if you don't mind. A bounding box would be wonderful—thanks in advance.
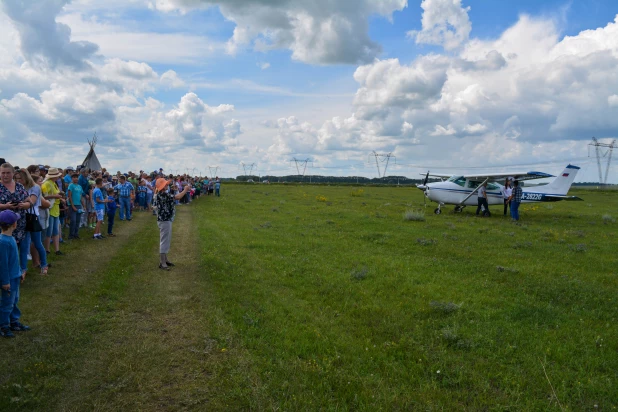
[468,180,480,189]
[487,182,500,190]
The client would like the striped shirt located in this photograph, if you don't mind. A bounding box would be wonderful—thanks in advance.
[114,182,134,197]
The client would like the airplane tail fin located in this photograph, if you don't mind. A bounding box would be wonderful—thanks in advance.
[536,164,580,195]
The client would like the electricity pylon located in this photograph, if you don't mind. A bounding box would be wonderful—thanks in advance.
[589,137,617,184]
[370,151,396,178]
[208,166,220,178]
[291,158,312,177]
[241,162,256,177]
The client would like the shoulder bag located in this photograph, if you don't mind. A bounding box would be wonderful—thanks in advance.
[25,205,43,232]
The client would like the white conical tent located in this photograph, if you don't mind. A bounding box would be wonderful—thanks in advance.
[82,134,102,171]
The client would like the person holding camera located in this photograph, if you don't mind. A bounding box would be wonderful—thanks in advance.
[153,178,191,270]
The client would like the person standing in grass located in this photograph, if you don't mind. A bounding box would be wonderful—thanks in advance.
[78,168,91,229]
[476,182,490,217]
[153,178,191,270]
[67,173,84,240]
[14,169,49,276]
[0,210,31,338]
[41,167,64,256]
[0,163,32,271]
[114,175,134,221]
[145,176,154,211]
[502,179,513,216]
[215,178,221,197]
[106,188,117,237]
[92,178,108,240]
[510,180,523,222]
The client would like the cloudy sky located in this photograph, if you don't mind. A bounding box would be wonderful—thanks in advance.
[1,0,617,182]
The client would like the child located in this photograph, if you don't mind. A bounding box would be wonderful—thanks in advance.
[67,173,84,240]
[58,193,67,243]
[92,178,109,240]
[215,179,221,197]
[106,188,117,237]
[0,210,30,338]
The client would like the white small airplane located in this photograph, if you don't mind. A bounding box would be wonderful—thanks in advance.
[417,164,583,215]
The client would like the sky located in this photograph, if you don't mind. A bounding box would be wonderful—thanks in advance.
[1,0,617,182]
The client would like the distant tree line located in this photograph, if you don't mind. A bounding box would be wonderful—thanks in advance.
[232,175,433,185]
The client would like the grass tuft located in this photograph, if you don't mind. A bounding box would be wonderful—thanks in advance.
[349,189,365,197]
[403,209,425,221]
[417,237,437,246]
[496,265,519,274]
[441,327,474,350]
[350,266,369,281]
[430,301,461,314]
[602,214,615,223]
[570,243,587,253]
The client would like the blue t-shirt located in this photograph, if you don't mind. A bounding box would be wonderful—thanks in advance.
[107,195,117,213]
[93,188,105,211]
[67,183,83,207]
[0,234,21,285]
[63,174,72,185]
[78,174,90,195]
[215,182,221,189]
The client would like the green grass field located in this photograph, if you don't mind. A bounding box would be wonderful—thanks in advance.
[1,185,617,410]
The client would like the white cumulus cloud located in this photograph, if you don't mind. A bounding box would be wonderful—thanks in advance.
[409,0,472,51]
[151,0,408,65]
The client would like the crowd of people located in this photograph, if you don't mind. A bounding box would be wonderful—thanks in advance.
[0,158,221,338]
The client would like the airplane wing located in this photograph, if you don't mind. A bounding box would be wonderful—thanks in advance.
[418,173,453,179]
[463,171,554,182]
[544,195,583,201]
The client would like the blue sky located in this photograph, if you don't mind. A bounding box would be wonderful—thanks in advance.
[1,0,618,181]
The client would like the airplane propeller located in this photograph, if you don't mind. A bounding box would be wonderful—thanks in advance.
[416,170,430,207]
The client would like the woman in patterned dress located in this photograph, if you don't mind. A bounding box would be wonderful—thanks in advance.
[153,178,191,270]
[0,163,34,276]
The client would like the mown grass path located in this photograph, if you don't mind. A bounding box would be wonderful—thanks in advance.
[0,204,241,411]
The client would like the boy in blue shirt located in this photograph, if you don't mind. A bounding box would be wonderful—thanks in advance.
[106,188,117,237]
[215,179,221,197]
[0,210,30,338]
[92,178,109,240]
[67,173,84,240]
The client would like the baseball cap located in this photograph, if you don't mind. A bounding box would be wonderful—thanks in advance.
[0,210,20,225]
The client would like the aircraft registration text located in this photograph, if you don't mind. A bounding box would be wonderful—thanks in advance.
[522,193,543,201]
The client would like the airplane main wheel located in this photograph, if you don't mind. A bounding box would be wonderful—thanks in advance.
[454,206,462,213]
[434,208,441,215]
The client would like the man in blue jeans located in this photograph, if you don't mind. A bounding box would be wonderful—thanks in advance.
[510,180,523,221]
[114,175,134,221]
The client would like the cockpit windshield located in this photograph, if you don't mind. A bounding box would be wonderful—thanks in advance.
[447,176,466,187]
